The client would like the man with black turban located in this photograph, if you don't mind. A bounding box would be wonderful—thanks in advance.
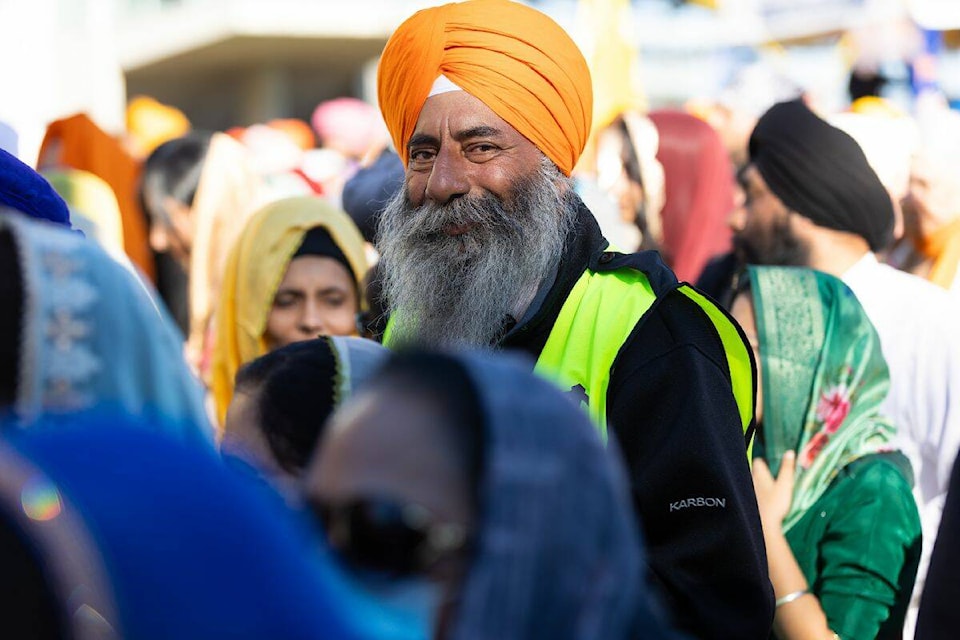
[702,98,960,635]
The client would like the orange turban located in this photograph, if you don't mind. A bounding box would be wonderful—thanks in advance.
[377,0,592,177]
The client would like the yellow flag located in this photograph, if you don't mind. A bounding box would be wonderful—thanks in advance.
[577,0,647,133]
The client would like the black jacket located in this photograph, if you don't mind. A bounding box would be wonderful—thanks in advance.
[501,203,775,639]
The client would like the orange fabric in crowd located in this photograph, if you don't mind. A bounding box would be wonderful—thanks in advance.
[38,114,156,282]
[126,95,191,158]
[268,119,316,151]
[377,0,593,177]
[919,216,960,290]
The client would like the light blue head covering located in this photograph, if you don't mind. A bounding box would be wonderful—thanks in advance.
[3,417,424,639]
[329,335,390,403]
[1,209,211,439]
[448,351,675,640]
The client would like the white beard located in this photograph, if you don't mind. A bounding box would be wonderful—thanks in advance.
[376,159,575,349]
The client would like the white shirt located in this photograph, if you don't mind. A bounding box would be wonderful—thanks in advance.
[842,252,960,633]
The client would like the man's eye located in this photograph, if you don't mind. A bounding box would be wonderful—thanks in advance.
[409,149,435,162]
[469,143,497,154]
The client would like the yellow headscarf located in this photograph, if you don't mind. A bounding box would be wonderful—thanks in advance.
[211,196,368,425]
[42,168,126,258]
[186,133,263,377]
[377,0,593,177]
[126,96,191,158]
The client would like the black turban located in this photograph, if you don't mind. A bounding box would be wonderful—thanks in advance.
[292,226,356,281]
[749,99,894,252]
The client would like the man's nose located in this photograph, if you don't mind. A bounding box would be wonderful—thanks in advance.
[728,204,746,232]
[424,147,471,204]
[728,185,747,232]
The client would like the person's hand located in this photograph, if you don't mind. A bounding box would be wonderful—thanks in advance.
[752,451,796,532]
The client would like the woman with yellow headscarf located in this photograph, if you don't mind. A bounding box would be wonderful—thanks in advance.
[211,196,368,425]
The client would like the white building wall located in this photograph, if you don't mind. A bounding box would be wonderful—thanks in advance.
[0,0,125,164]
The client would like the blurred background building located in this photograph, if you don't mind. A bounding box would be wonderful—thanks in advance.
[1,0,958,163]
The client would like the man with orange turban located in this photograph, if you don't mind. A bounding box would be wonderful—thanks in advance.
[370,1,773,637]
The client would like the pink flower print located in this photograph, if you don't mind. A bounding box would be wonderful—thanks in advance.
[800,432,829,469]
[816,385,851,435]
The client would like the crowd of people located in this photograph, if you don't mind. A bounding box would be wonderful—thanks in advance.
[1,0,960,638]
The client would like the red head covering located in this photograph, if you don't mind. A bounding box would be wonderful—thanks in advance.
[649,111,735,283]
[377,0,592,177]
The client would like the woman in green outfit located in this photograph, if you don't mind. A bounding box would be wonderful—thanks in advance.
[731,266,921,640]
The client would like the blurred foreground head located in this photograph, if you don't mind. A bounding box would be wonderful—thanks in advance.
[222,336,388,487]
[0,209,210,438]
[307,349,673,639]
[0,418,423,639]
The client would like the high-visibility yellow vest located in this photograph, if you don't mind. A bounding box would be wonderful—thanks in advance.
[383,259,756,457]
[534,264,755,458]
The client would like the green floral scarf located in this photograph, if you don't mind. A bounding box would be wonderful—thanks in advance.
[749,266,898,533]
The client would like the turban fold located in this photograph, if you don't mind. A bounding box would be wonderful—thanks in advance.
[0,148,71,227]
[749,100,894,252]
[377,0,592,177]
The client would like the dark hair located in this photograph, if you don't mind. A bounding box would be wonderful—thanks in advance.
[613,117,644,188]
[611,116,658,252]
[0,509,71,638]
[367,350,487,506]
[139,132,212,226]
[234,338,338,474]
[0,226,22,408]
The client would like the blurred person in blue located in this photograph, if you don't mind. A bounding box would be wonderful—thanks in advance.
[0,418,423,639]
[221,336,388,494]
[732,266,920,640]
[0,208,210,439]
[306,349,681,639]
